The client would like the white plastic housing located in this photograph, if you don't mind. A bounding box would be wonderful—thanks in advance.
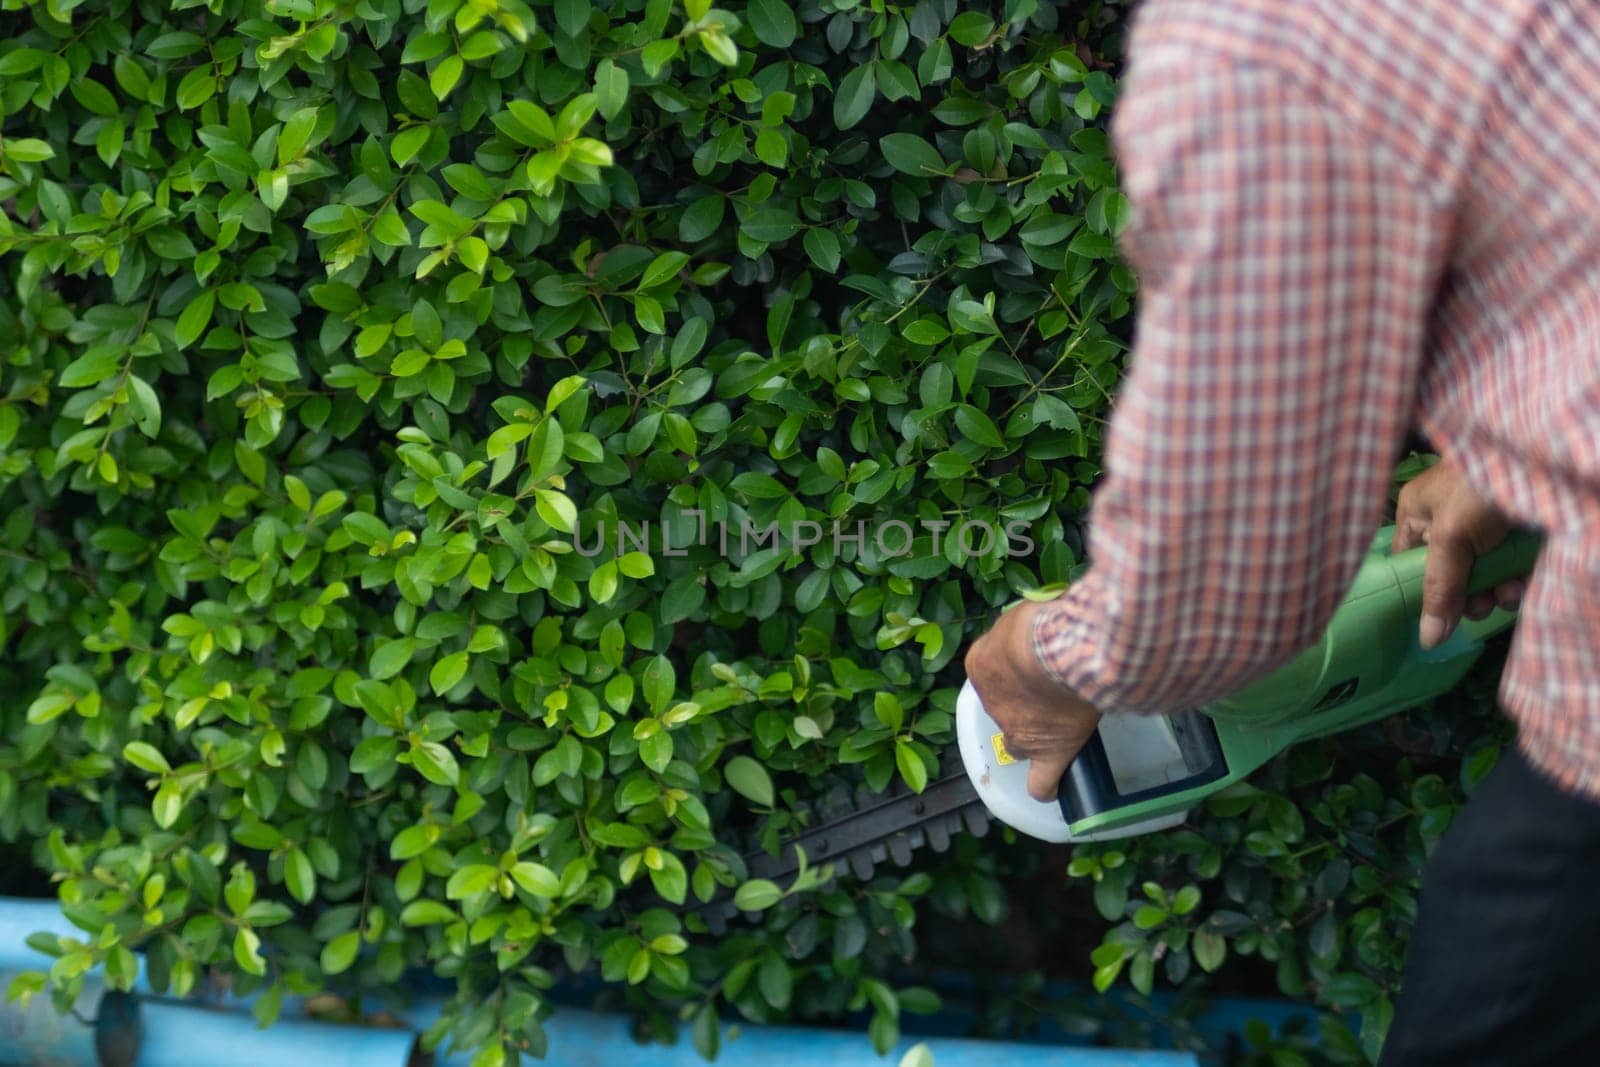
[954,680,1193,843]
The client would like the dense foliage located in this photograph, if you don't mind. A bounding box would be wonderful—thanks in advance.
[0,0,1502,1062]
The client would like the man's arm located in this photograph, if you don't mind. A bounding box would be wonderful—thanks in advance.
[966,46,1452,794]
[1028,49,1449,718]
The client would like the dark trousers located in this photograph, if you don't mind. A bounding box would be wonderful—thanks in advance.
[1379,744,1600,1065]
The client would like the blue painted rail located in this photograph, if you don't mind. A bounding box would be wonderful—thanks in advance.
[0,896,1270,1066]
[406,1000,1200,1067]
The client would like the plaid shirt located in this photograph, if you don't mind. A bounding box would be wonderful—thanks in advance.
[1032,0,1600,798]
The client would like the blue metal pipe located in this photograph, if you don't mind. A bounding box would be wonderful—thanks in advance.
[0,898,85,973]
[0,898,1293,1066]
[0,898,413,1067]
[133,1001,418,1067]
[904,970,1322,1052]
[405,1000,1200,1067]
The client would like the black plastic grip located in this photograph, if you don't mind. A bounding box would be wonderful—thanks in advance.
[1058,710,1229,826]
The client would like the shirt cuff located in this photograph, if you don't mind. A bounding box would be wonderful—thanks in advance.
[1029,569,1123,713]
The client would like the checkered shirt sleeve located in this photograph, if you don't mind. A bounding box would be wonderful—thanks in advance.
[1030,47,1448,715]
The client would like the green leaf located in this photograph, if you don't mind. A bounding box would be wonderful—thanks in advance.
[880,132,944,176]
[747,0,798,47]
[411,741,460,786]
[680,196,726,243]
[833,64,877,130]
[509,861,561,897]
[639,731,672,773]
[1129,952,1155,995]
[641,655,676,713]
[903,319,950,345]
[758,953,792,1009]
[277,107,319,164]
[1033,394,1082,432]
[1019,212,1077,246]
[234,929,266,976]
[589,561,619,603]
[153,782,183,829]
[0,49,47,76]
[370,638,416,680]
[1092,959,1124,993]
[430,651,469,694]
[605,554,646,584]
[873,692,904,732]
[724,756,774,808]
[373,210,411,246]
[446,864,499,899]
[1192,930,1227,972]
[400,900,458,926]
[733,879,783,912]
[741,207,803,244]
[285,847,316,904]
[894,740,928,793]
[111,55,150,97]
[1173,885,1201,915]
[594,58,630,120]
[351,736,399,774]
[123,741,171,774]
[127,376,162,437]
[535,489,577,532]
[954,405,1004,448]
[948,11,996,46]
[175,68,215,110]
[640,251,690,290]
[390,823,436,860]
[321,931,361,975]
[430,54,464,100]
[802,228,841,273]
[391,125,431,166]
[649,853,687,904]
[4,137,55,163]
[59,348,121,388]
[1068,229,1116,259]
[179,292,217,348]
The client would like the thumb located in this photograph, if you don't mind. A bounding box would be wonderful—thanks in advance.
[1026,750,1073,803]
[1421,534,1475,648]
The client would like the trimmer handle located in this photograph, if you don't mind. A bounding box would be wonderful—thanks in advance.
[1058,526,1542,830]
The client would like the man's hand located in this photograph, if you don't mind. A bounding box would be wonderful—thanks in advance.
[963,599,1102,802]
[1392,460,1524,648]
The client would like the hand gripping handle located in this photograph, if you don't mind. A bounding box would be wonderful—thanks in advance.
[1387,525,1541,599]
[1056,526,1542,831]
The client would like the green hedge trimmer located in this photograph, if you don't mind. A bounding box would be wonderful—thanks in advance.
[709,526,1538,927]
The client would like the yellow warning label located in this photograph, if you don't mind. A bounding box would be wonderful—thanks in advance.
[990,732,1016,766]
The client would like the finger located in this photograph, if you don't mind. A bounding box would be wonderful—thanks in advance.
[1026,750,1073,803]
[1420,535,1475,648]
[1391,516,1424,554]
[1494,579,1525,612]
[1393,481,1424,551]
[1464,593,1495,621]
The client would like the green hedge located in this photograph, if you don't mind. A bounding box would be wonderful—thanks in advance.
[0,0,1134,1060]
[0,0,1500,1063]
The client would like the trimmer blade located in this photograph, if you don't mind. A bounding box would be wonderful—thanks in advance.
[701,773,990,928]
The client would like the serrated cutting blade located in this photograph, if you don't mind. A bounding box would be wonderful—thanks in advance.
[702,773,991,930]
